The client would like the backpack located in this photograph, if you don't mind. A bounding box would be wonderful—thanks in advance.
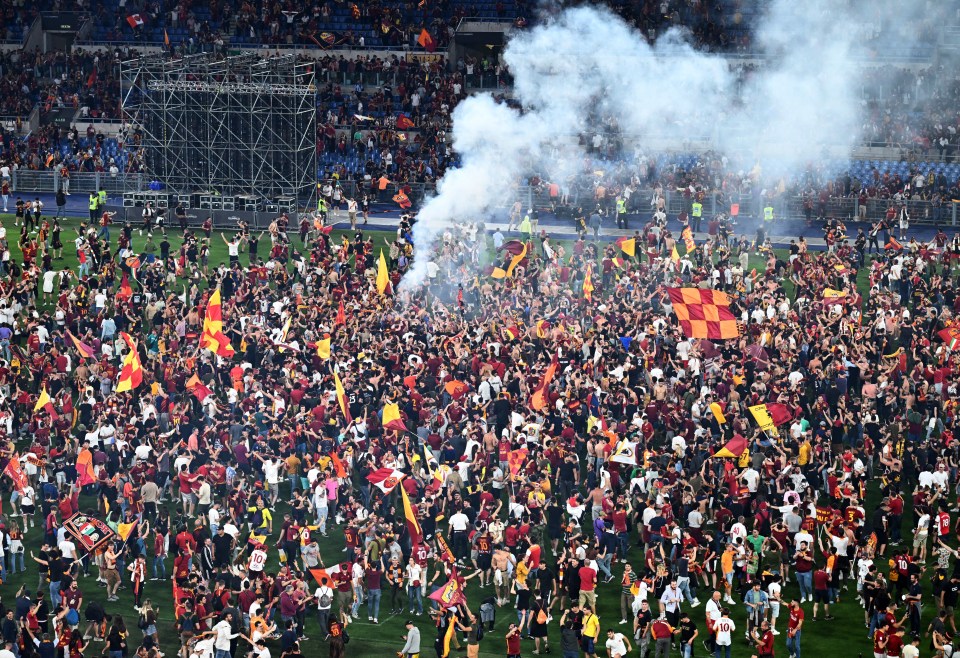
[319,589,332,608]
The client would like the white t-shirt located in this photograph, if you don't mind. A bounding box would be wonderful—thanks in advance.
[794,531,814,551]
[605,633,628,655]
[58,539,77,560]
[449,512,469,532]
[262,460,280,485]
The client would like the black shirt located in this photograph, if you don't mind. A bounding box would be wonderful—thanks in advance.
[678,618,698,642]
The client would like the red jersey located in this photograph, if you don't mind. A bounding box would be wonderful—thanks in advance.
[788,607,804,631]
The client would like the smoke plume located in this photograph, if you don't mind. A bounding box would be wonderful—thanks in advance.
[403,0,927,288]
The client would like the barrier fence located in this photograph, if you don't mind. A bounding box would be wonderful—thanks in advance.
[6,170,960,227]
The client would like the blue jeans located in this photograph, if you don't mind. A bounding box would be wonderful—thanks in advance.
[407,585,423,614]
[153,556,166,579]
[786,630,801,658]
[10,551,24,572]
[714,644,731,658]
[367,589,381,619]
[50,581,62,609]
[215,650,231,658]
[682,642,694,658]
[795,571,812,600]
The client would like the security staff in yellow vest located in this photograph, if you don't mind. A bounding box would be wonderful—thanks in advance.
[317,196,327,220]
[763,205,774,223]
[97,187,107,211]
[616,196,628,229]
[691,200,703,232]
[88,192,98,224]
[518,211,532,241]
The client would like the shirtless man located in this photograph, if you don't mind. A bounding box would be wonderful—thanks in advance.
[491,546,516,606]
[104,544,121,601]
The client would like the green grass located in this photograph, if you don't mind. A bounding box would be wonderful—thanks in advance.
[0,213,906,658]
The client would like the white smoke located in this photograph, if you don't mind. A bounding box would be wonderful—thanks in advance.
[403,0,924,288]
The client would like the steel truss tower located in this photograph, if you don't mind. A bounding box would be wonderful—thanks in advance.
[120,52,317,198]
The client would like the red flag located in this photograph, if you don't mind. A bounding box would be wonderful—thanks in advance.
[117,272,133,301]
[417,28,436,52]
[444,380,469,399]
[126,14,145,28]
[396,115,415,130]
[335,300,346,326]
[329,451,347,479]
[3,459,27,493]
[764,403,794,426]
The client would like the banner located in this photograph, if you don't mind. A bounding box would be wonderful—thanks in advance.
[748,403,779,438]
[64,512,117,553]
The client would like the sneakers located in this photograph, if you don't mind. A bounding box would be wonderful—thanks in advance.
[619,619,628,624]
[372,619,378,624]
[691,598,701,608]
[772,630,780,635]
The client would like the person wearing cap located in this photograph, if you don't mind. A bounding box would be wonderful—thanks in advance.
[398,619,421,658]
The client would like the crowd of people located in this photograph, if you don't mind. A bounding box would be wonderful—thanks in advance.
[0,142,957,658]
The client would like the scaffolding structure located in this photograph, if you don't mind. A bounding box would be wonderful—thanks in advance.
[120,52,317,198]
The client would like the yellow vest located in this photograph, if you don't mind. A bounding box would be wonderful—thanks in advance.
[89,196,97,210]
[763,206,774,221]
[98,190,107,206]
[692,202,702,217]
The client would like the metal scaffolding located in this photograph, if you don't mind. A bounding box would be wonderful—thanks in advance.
[120,52,317,198]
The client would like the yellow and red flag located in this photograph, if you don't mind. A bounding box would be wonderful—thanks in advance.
[316,335,331,360]
[116,332,143,393]
[382,402,407,431]
[185,374,213,403]
[333,371,352,424]
[530,356,558,412]
[616,237,636,257]
[66,330,96,360]
[583,265,594,301]
[400,486,422,546]
[34,386,58,419]
[200,288,235,357]
[377,250,390,294]
[505,243,527,277]
[712,434,747,458]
